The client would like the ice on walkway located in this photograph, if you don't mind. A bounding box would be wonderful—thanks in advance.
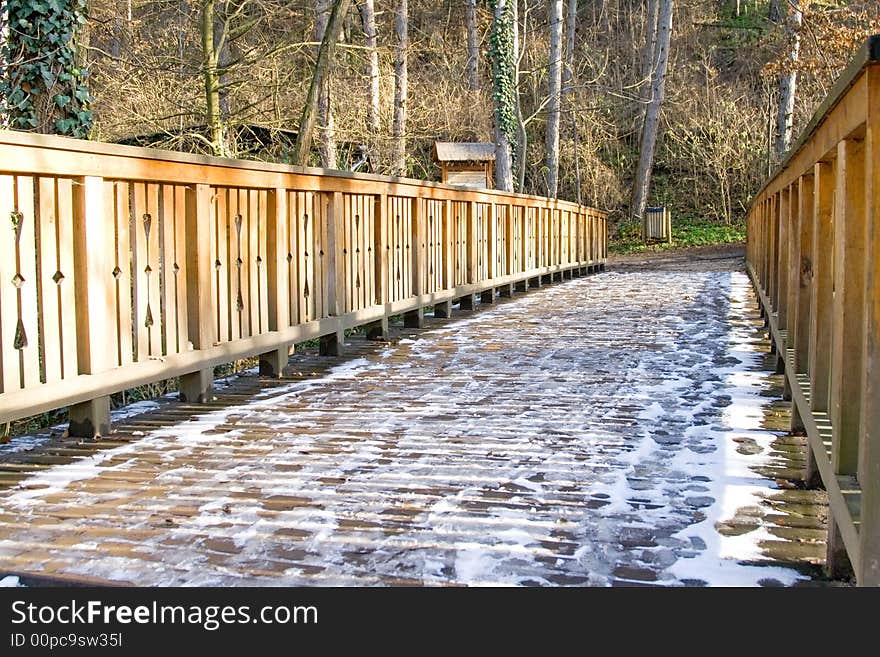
[0,264,814,587]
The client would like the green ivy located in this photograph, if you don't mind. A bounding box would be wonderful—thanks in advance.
[1,0,93,137]
[488,0,518,171]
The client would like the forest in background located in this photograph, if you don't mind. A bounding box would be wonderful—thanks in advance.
[2,0,880,232]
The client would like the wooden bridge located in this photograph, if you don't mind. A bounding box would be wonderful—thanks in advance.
[0,37,879,587]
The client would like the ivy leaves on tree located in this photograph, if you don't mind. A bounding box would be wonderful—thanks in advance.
[488,0,517,170]
[1,0,93,137]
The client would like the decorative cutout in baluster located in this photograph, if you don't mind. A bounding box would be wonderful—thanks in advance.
[396,214,402,282]
[301,213,310,300]
[10,211,28,353]
[142,213,154,331]
[354,214,361,289]
[234,214,244,314]
[13,318,27,350]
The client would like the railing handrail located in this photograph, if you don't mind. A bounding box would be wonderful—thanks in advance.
[0,130,603,214]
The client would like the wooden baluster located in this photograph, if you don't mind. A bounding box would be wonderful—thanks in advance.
[827,138,867,580]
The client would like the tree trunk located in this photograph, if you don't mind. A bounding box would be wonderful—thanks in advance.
[774,0,801,159]
[564,0,581,204]
[391,0,409,176]
[201,0,227,156]
[545,0,564,198]
[466,0,480,90]
[315,0,338,168]
[513,0,527,193]
[360,0,381,133]
[639,0,659,127]
[630,0,673,224]
[489,0,516,192]
[214,2,231,120]
[292,0,351,167]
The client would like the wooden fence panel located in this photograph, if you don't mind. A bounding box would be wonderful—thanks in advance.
[743,38,880,585]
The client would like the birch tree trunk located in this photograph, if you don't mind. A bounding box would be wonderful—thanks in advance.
[360,0,381,134]
[774,0,801,159]
[544,0,564,198]
[564,0,580,203]
[489,0,515,192]
[391,0,409,176]
[630,0,672,224]
[466,0,479,90]
[315,0,338,168]
[292,0,351,166]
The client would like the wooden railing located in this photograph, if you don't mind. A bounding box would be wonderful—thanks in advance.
[745,35,880,586]
[0,130,607,437]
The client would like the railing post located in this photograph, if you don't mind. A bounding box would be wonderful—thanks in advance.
[782,182,800,399]
[404,196,425,327]
[859,64,880,585]
[179,183,217,403]
[69,176,113,437]
[320,191,345,355]
[830,138,867,477]
[260,187,290,377]
[793,174,814,376]
[809,162,834,415]
[789,173,814,434]
[776,186,790,331]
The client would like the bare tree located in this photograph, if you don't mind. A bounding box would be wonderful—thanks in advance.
[489,0,516,191]
[630,0,673,224]
[466,0,480,90]
[545,0,564,198]
[638,0,659,127]
[292,0,351,166]
[514,0,527,192]
[200,0,227,156]
[315,0,338,168]
[564,0,580,203]
[360,0,380,134]
[774,0,801,159]
[391,0,409,176]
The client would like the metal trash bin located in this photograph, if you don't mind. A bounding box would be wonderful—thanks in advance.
[643,206,672,244]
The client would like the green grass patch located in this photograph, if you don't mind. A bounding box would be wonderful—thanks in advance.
[609,216,746,256]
